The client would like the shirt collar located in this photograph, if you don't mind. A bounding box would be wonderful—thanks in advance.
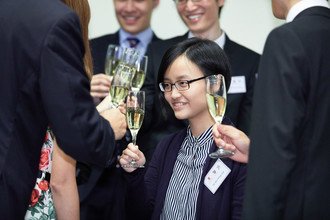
[186,125,213,147]
[119,28,153,49]
[188,30,226,49]
[286,0,330,22]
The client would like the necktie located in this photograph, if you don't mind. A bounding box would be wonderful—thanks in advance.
[126,37,140,48]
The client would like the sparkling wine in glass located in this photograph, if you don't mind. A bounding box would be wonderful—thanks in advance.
[121,47,140,67]
[109,65,133,108]
[131,55,147,92]
[108,48,139,108]
[126,90,145,168]
[206,74,234,158]
[104,44,122,77]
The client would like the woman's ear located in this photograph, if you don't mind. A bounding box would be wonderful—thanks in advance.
[217,0,224,8]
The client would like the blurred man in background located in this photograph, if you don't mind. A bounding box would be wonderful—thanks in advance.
[140,0,260,158]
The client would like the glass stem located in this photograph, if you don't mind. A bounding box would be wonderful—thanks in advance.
[131,131,138,145]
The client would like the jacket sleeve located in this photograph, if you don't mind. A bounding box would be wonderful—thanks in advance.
[39,12,115,167]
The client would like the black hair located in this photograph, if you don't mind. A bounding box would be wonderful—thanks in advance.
[157,37,231,89]
[156,37,231,122]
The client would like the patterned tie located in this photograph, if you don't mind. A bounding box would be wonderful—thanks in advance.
[126,37,140,48]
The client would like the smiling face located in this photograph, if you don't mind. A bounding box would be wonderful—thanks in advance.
[163,55,213,126]
[114,0,159,35]
[176,0,224,39]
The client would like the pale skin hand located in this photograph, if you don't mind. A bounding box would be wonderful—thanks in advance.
[119,143,146,172]
[96,95,112,113]
[96,95,125,113]
[90,73,112,100]
[100,107,127,140]
[212,124,250,163]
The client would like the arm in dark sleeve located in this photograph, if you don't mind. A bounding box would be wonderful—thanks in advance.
[125,138,167,219]
[39,12,115,167]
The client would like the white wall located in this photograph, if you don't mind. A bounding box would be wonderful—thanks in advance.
[88,0,285,54]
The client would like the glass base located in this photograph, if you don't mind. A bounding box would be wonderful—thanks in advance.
[209,148,234,159]
[128,159,144,168]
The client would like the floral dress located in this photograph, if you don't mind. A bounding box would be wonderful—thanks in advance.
[25,128,56,220]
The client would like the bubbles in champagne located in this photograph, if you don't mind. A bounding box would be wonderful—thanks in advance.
[126,107,145,131]
[131,70,146,91]
[110,85,129,106]
[206,93,226,123]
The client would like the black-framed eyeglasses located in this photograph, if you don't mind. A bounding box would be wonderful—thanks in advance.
[159,75,209,92]
[173,0,202,6]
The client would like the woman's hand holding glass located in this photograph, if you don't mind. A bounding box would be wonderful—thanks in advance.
[98,106,127,141]
[119,143,146,172]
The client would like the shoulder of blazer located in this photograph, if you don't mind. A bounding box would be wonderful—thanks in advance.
[224,35,260,59]
[148,33,188,53]
[151,32,161,42]
[295,6,330,20]
[155,129,186,155]
[90,31,120,49]
[150,34,188,49]
[150,129,187,183]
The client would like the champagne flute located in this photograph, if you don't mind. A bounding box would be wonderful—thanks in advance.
[121,47,140,67]
[109,65,133,108]
[131,55,148,92]
[206,74,234,158]
[126,90,145,168]
[108,48,139,108]
[104,44,122,76]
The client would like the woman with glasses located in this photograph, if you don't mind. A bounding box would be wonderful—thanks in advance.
[140,0,260,163]
[119,38,246,220]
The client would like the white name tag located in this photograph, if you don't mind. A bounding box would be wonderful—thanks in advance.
[204,159,231,194]
[228,76,246,94]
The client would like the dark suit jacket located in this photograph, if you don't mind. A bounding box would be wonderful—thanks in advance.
[78,31,160,219]
[126,128,246,220]
[243,6,330,220]
[0,0,116,218]
[139,33,260,158]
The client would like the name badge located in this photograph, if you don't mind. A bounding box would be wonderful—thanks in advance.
[204,159,231,194]
[228,76,246,94]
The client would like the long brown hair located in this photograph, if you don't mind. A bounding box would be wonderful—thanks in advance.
[61,0,93,79]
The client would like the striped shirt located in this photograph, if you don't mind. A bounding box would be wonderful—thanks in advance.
[160,126,213,220]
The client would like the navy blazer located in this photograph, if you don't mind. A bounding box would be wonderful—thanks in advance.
[243,6,330,220]
[0,0,116,218]
[126,128,246,220]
